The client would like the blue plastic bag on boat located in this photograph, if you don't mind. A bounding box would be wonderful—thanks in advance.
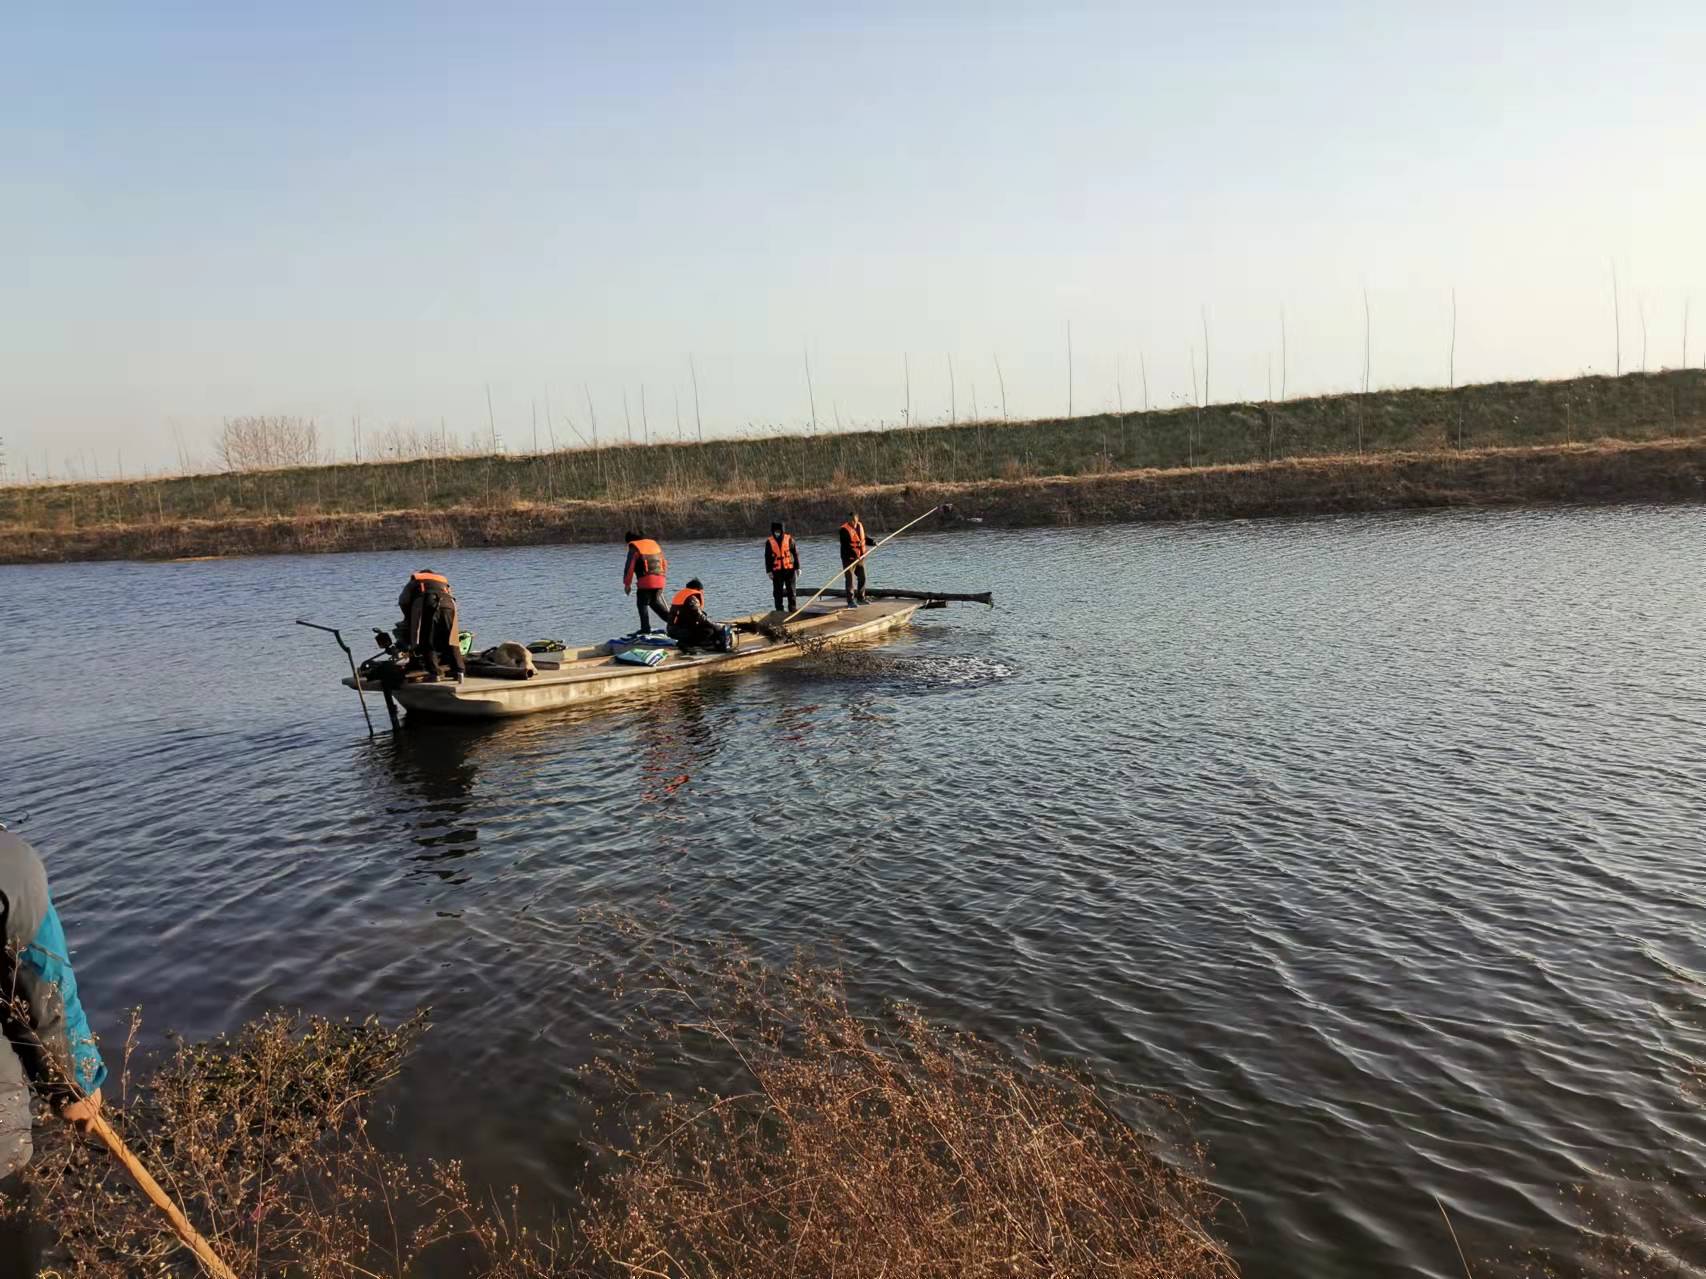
[610,632,677,649]
[614,646,668,668]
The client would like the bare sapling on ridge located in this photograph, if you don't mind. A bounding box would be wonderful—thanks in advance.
[803,342,818,434]
[1611,258,1622,376]
[1066,319,1074,417]
[690,354,704,443]
[216,416,318,472]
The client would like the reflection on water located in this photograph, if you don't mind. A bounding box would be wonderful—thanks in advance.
[7,509,1706,1279]
[633,690,721,805]
[372,729,487,880]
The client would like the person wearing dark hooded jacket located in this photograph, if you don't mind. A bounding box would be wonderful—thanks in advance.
[837,511,871,605]
[0,826,106,1274]
[763,521,801,614]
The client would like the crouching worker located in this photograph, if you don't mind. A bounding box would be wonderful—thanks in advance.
[667,579,737,653]
[398,569,465,682]
[0,826,106,1275]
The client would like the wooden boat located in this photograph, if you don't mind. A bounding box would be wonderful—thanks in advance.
[341,591,983,721]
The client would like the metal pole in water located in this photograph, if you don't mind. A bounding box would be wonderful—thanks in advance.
[296,619,376,737]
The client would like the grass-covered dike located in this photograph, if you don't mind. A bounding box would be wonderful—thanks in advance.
[3,369,1704,563]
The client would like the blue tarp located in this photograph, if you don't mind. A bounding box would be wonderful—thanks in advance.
[610,632,678,649]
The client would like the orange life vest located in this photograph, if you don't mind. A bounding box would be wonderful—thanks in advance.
[671,587,705,612]
[629,538,667,579]
[840,519,867,558]
[410,571,449,589]
[767,533,796,571]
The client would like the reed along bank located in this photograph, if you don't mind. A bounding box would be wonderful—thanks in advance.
[4,369,1704,564]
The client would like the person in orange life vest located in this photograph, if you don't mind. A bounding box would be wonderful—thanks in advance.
[398,569,464,681]
[623,530,671,634]
[764,520,801,614]
[837,510,870,606]
[666,579,724,650]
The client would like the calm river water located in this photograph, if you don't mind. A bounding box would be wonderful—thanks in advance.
[5,507,1705,1278]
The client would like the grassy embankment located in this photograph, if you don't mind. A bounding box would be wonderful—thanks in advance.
[3,369,1704,564]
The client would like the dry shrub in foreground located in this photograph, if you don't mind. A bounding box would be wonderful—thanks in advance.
[582,949,1237,1279]
[21,956,1235,1277]
[24,1010,567,1278]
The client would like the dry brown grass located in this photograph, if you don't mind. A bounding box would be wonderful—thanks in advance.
[23,1010,567,1278]
[17,949,1236,1278]
[9,432,1706,565]
[580,943,1237,1279]
[5,369,1701,546]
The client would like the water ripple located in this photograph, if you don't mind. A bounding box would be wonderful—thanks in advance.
[6,508,1706,1278]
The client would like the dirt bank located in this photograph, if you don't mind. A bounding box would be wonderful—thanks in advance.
[4,438,1704,565]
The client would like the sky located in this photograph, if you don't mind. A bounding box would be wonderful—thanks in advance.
[4,0,1704,479]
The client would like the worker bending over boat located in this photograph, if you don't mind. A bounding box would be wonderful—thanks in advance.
[838,510,870,606]
[398,569,465,683]
[668,579,736,652]
[764,520,801,614]
[623,530,671,634]
[0,826,106,1274]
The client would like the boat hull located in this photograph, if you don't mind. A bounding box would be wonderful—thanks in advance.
[343,600,922,721]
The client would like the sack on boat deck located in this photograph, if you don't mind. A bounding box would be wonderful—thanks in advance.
[614,646,668,668]
[526,639,566,653]
[469,642,538,678]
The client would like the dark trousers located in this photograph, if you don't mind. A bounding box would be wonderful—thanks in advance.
[668,617,723,651]
[841,559,867,604]
[409,595,465,677]
[772,570,798,614]
[636,588,671,632]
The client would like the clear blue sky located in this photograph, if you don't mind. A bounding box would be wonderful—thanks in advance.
[4,1,1702,477]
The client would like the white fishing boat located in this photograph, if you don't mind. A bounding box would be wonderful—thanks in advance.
[336,590,988,721]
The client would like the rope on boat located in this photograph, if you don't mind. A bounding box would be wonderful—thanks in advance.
[760,503,949,651]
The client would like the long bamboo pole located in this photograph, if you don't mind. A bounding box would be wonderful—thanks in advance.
[0,987,239,1279]
[88,1111,240,1279]
[779,503,947,627]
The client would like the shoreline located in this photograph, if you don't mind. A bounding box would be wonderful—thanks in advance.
[4,436,1705,565]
